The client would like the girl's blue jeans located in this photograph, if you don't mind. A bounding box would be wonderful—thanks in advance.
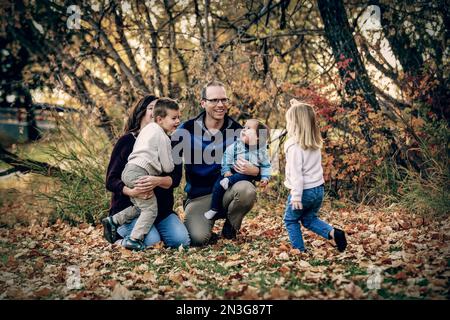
[283,185,333,251]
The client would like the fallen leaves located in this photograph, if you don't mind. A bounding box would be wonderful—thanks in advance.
[34,287,52,299]
[0,202,448,300]
[297,260,311,269]
[277,252,290,260]
[266,287,290,299]
[141,271,157,283]
[224,260,244,268]
[345,283,364,299]
[240,286,260,299]
[111,283,133,300]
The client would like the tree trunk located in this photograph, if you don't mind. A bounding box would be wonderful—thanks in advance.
[317,0,380,112]
[113,2,148,91]
[318,0,382,147]
[141,1,165,96]
[193,0,209,69]
[163,0,190,86]
[23,87,41,141]
[372,1,424,77]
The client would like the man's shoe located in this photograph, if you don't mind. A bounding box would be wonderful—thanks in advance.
[102,216,118,244]
[208,232,220,245]
[334,228,347,252]
[222,219,237,239]
[122,237,145,251]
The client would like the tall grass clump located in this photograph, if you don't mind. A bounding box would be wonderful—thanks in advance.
[39,113,112,225]
[368,105,449,216]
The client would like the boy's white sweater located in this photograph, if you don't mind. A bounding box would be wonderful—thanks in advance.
[284,137,324,202]
[127,122,174,175]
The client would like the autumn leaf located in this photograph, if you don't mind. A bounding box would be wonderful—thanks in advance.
[266,287,290,299]
[34,287,52,299]
[240,286,260,299]
[111,283,133,300]
[345,283,364,299]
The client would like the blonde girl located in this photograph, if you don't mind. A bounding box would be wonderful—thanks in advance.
[283,99,347,252]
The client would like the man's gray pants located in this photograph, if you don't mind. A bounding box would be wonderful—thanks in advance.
[184,181,256,246]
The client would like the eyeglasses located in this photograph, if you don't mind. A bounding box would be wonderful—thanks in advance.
[203,98,230,105]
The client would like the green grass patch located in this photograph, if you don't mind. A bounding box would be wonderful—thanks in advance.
[248,273,278,294]
[309,259,331,267]
[0,253,8,265]
[383,277,401,285]
[318,280,335,291]
[222,243,242,254]
[417,278,429,286]
[193,259,230,276]
[389,245,402,252]
[385,266,403,275]
[284,274,314,291]
[377,288,413,300]
[0,162,12,171]
[346,264,367,276]
[338,260,367,276]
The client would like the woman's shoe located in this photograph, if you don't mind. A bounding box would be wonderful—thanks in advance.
[122,236,145,251]
[102,216,118,244]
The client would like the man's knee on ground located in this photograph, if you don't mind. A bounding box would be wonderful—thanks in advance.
[188,230,210,247]
[231,181,256,209]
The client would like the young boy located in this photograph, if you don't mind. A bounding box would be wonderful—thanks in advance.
[102,98,181,250]
[204,119,272,220]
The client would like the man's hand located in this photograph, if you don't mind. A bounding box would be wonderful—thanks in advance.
[224,171,233,178]
[292,200,303,210]
[233,158,259,176]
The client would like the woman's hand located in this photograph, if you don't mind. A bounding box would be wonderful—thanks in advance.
[123,186,154,200]
[291,200,303,210]
[122,174,174,200]
[135,190,154,200]
[134,176,160,192]
[233,158,260,176]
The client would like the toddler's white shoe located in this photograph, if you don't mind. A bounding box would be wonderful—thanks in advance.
[220,178,230,190]
[204,209,218,220]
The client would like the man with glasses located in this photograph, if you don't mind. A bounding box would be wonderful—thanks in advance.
[172,80,259,246]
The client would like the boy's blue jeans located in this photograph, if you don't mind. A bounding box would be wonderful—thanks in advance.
[210,173,255,212]
[283,185,333,251]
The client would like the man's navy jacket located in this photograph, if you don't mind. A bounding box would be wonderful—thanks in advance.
[171,111,243,200]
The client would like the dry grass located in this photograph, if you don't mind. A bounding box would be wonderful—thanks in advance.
[0,173,56,227]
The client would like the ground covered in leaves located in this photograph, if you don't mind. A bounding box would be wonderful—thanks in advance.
[1,194,449,300]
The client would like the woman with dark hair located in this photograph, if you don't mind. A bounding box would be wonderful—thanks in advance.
[105,95,190,248]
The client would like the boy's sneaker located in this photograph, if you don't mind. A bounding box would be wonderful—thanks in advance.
[122,236,145,251]
[333,228,347,252]
[222,219,237,239]
[102,216,118,244]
